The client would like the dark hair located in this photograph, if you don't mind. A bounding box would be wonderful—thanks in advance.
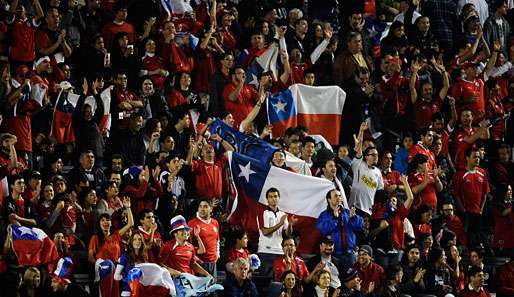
[413,204,433,223]
[346,31,361,44]
[302,136,315,146]
[363,146,378,157]
[469,246,486,259]
[466,265,483,277]
[418,126,433,137]
[495,183,512,201]
[325,188,338,201]
[464,146,479,158]
[96,213,112,247]
[432,112,445,122]
[281,270,296,281]
[8,174,23,186]
[385,265,403,281]
[174,71,191,90]
[144,118,161,135]
[408,153,429,173]
[225,226,248,249]
[281,236,297,247]
[138,208,154,224]
[266,187,280,198]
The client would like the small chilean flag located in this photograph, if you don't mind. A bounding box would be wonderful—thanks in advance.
[11,225,59,266]
[267,84,346,144]
[130,263,176,297]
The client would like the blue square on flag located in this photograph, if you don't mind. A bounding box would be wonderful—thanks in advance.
[267,88,296,123]
[230,153,269,200]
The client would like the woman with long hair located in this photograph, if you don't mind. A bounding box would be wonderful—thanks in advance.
[88,197,133,297]
[115,232,149,296]
[19,267,42,297]
[424,247,455,297]
[279,270,302,297]
[381,21,409,55]
[225,227,251,274]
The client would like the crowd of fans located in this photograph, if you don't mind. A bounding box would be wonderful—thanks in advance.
[0,0,514,296]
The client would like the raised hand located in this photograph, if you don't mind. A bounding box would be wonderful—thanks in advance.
[122,196,131,208]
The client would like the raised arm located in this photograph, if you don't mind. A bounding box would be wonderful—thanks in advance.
[33,0,44,21]
[409,61,420,104]
[118,197,134,237]
[353,121,368,158]
[240,88,266,131]
[401,175,414,209]
[309,26,332,64]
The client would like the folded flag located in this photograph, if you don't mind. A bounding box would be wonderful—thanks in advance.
[267,84,346,144]
[10,225,59,266]
[174,273,223,297]
[209,118,277,164]
[127,263,177,297]
[95,258,118,297]
[227,151,348,254]
[51,90,80,144]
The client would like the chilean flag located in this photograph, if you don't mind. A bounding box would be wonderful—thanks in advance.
[129,263,176,297]
[10,225,59,266]
[84,87,112,136]
[245,44,279,88]
[227,152,348,254]
[51,90,80,144]
[267,84,346,144]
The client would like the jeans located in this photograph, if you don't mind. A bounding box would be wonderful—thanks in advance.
[257,253,278,278]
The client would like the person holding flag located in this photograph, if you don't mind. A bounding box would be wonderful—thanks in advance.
[50,257,89,297]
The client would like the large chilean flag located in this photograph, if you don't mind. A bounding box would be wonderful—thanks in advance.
[11,225,59,266]
[267,84,346,144]
[227,152,348,254]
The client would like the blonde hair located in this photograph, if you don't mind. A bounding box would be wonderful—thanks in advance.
[23,267,40,288]
[233,257,249,270]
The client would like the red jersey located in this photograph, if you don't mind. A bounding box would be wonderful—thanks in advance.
[159,239,196,274]
[486,97,505,141]
[408,142,436,170]
[492,201,514,249]
[60,203,77,229]
[291,62,311,84]
[188,217,220,262]
[273,254,310,282]
[434,128,450,157]
[88,230,122,261]
[389,205,409,249]
[191,158,224,200]
[409,171,438,210]
[222,82,258,128]
[141,54,167,89]
[452,127,479,170]
[225,248,250,263]
[451,78,485,121]
[453,167,490,214]
[8,16,39,61]
[381,169,401,193]
[414,98,442,129]
[379,73,410,116]
[101,21,136,49]
[460,286,491,297]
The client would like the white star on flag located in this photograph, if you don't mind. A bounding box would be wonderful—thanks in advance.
[18,227,32,236]
[248,73,259,87]
[238,162,255,182]
[273,100,287,113]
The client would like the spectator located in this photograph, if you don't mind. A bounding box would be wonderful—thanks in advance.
[19,266,42,297]
[333,31,373,85]
[159,215,211,277]
[461,266,491,297]
[136,208,161,262]
[258,187,294,278]
[3,175,37,226]
[408,153,443,211]
[221,258,258,297]
[101,3,135,49]
[379,150,404,195]
[496,258,514,297]
[273,236,318,289]
[353,245,384,294]
[394,133,414,175]
[302,269,339,297]
[349,122,384,216]
[67,151,106,192]
[188,200,220,277]
[114,232,148,296]
[424,247,455,297]
[339,267,366,297]
[400,245,428,296]
[451,109,490,170]
[453,147,490,246]
[432,201,468,246]
[222,66,259,129]
[408,127,437,170]
[306,235,343,290]
[225,228,250,274]
[317,189,364,269]
[36,8,73,61]
[489,144,514,188]
[88,197,133,297]
[491,184,514,257]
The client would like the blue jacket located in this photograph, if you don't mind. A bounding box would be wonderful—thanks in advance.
[316,208,364,256]
[394,147,409,175]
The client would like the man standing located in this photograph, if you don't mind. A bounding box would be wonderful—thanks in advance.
[188,200,220,277]
[349,122,384,216]
[317,189,364,270]
[453,147,490,247]
[2,175,37,227]
[257,188,294,278]
[483,0,510,55]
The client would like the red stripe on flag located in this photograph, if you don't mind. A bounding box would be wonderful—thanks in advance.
[297,114,342,144]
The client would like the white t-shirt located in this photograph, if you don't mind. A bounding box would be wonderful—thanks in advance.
[349,158,384,215]
[257,209,289,255]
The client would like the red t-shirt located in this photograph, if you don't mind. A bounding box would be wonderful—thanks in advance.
[191,158,224,200]
[159,239,196,274]
[8,16,39,61]
[188,217,220,262]
[389,205,409,249]
[101,21,136,49]
[451,78,485,121]
[60,203,77,229]
[409,171,437,210]
[88,230,122,261]
[435,128,450,157]
[414,98,442,129]
[226,248,250,263]
[453,168,490,214]
[222,82,258,128]
[408,143,436,170]
[381,169,401,193]
[273,255,310,282]
[452,127,479,170]
[137,226,161,262]
[486,97,505,141]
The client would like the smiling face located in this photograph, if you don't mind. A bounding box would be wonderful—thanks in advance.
[283,272,296,289]
[131,233,144,249]
[100,216,112,232]
[145,39,156,53]
[317,271,331,289]
[43,185,54,201]
[272,151,286,167]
